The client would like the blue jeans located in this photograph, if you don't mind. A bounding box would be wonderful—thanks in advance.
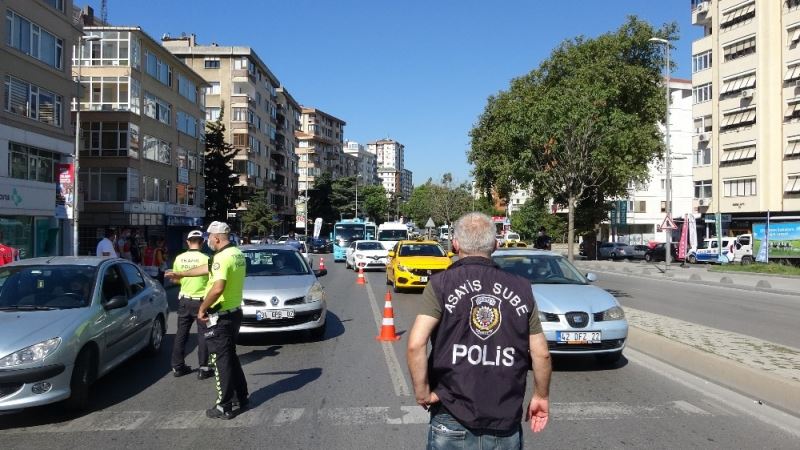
[427,407,522,450]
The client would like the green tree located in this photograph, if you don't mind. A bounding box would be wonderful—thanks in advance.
[360,184,389,222]
[402,180,436,226]
[241,190,276,238]
[511,199,566,242]
[331,176,356,219]
[204,111,237,223]
[469,17,675,260]
[430,174,473,229]
[308,172,336,225]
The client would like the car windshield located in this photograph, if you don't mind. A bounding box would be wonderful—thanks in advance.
[0,265,97,310]
[493,254,588,285]
[398,244,446,257]
[357,242,385,251]
[243,249,310,276]
[334,224,365,246]
[378,229,408,241]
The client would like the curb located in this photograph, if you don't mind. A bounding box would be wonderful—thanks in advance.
[627,327,800,416]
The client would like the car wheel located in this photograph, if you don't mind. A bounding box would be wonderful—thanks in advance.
[645,253,652,262]
[64,347,96,411]
[393,281,402,294]
[610,252,617,260]
[309,322,326,340]
[596,351,623,365]
[740,255,753,265]
[144,315,165,356]
[687,254,697,264]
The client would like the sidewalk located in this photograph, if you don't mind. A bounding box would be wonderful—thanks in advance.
[573,259,800,295]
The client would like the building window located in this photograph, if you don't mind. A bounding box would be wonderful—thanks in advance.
[205,107,220,121]
[232,107,247,122]
[83,168,128,202]
[693,115,713,133]
[81,121,139,157]
[176,110,198,137]
[144,49,171,86]
[721,107,756,131]
[720,2,755,31]
[694,146,712,167]
[789,26,800,48]
[4,76,62,127]
[75,31,132,67]
[785,99,800,122]
[723,178,757,197]
[786,137,800,158]
[43,0,65,11]
[141,135,171,164]
[720,71,755,98]
[6,10,64,70]
[8,142,59,183]
[177,74,197,103]
[692,51,712,73]
[204,57,220,69]
[204,82,220,95]
[143,92,171,125]
[78,76,133,112]
[723,36,756,62]
[141,176,170,203]
[693,83,712,104]
[233,133,247,147]
[694,180,713,199]
[786,175,800,193]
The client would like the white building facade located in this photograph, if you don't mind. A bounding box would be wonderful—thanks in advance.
[344,140,378,186]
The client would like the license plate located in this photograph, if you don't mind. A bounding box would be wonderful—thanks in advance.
[419,276,428,283]
[256,309,295,321]
[557,331,601,344]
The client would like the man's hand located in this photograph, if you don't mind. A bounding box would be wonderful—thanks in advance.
[526,396,549,433]
[416,390,440,410]
[164,270,181,281]
[197,308,209,323]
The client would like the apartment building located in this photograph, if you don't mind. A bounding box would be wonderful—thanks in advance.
[1,0,81,258]
[691,0,800,236]
[369,139,410,196]
[72,19,207,255]
[344,140,378,186]
[400,168,413,200]
[296,107,346,191]
[163,34,299,232]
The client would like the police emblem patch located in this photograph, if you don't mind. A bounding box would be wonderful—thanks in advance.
[212,262,220,271]
[469,295,502,340]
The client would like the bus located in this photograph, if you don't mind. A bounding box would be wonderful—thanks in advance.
[377,222,409,250]
[331,219,377,261]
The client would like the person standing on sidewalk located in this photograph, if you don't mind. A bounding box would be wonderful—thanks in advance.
[166,221,248,420]
[170,230,213,380]
[407,212,552,448]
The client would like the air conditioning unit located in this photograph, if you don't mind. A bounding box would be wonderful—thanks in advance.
[698,133,709,142]
[740,90,753,98]
[698,198,706,206]
[696,2,709,13]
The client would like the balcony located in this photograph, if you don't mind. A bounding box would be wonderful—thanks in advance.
[692,1,711,26]
[231,69,256,84]
[230,93,255,107]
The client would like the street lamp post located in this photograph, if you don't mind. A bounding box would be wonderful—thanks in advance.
[73,35,101,256]
[650,37,672,273]
[354,174,361,219]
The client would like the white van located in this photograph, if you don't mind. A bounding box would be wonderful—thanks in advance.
[377,222,409,250]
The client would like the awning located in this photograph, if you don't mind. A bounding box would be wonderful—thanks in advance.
[791,27,800,44]
[721,108,756,129]
[721,145,756,163]
[721,2,755,28]
[785,176,800,193]
[785,102,800,118]
[721,73,756,95]
[724,37,755,59]
[785,64,800,82]
[785,139,800,156]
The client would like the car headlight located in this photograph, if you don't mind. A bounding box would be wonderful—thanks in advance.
[538,311,559,322]
[601,306,625,321]
[0,337,62,368]
[355,253,364,259]
[305,282,324,303]
[397,264,411,272]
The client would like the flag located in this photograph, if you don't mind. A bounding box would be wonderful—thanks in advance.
[688,214,697,251]
[678,214,688,260]
[313,218,323,239]
[756,211,770,263]
[55,163,74,219]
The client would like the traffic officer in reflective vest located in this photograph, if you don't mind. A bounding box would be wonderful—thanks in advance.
[170,230,213,379]
[166,221,248,419]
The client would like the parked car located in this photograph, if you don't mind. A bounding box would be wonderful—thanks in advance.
[644,243,679,262]
[598,242,634,260]
[0,257,169,411]
[308,238,332,254]
[630,245,649,260]
[492,249,628,363]
[345,240,389,271]
[239,245,328,339]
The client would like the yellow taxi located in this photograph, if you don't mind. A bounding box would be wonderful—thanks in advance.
[386,239,453,292]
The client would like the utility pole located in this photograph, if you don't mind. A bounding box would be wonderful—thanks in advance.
[650,37,672,273]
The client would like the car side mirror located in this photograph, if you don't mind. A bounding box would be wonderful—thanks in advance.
[447,251,455,258]
[585,273,598,282]
[387,251,395,258]
[314,268,328,277]
[103,295,128,310]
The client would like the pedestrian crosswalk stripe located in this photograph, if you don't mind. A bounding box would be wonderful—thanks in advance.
[0,401,713,434]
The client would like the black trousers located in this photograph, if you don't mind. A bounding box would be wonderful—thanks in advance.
[204,310,248,408]
[170,298,209,369]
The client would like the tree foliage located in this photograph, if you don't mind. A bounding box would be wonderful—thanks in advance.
[204,111,237,223]
[360,184,389,222]
[307,172,335,225]
[469,17,676,259]
[241,190,277,237]
[511,199,566,242]
[331,176,356,219]
[402,175,474,228]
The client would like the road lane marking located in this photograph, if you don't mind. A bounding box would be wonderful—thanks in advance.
[0,401,718,433]
[364,279,411,397]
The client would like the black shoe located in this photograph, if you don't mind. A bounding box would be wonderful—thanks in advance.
[172,365,192,377]
[206,406,235,420]
[233,397,250,410]
[197,369,214,380]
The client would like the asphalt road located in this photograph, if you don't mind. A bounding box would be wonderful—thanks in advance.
[592,271,800,348]
[1,257,798,449]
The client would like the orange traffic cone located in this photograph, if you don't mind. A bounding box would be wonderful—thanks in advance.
[319,257,326,271]
[356,266,366,285]
[376,289,401,341]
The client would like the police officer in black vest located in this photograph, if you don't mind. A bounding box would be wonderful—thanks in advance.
[407,212,552,448]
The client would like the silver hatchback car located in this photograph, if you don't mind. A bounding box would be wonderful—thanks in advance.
[0,257,168,412]
[492,249,628,364]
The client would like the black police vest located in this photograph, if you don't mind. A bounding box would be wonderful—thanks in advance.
[428,256,536,432]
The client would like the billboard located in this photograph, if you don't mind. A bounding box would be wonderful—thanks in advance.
[55,163,74,219]
[752,221,800,259]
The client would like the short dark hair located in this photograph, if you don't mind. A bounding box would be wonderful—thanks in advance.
[104,228,116,238]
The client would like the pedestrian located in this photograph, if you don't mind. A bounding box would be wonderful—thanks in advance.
[534,227,552,250]
[117,228,132,261]
[130,229,142,264]
[170,230,214,380]
[0,231,21,266]
[166,221,248,420]
[143,238,158,278]
[407,212,552,448]
[155,238,168,284]
[96,229,118,258]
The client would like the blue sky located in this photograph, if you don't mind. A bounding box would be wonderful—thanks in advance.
[82,0,699,186]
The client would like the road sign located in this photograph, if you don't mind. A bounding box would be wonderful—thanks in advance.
[660,215,677,230]
[618,200,628,226]
[425,217,435,228]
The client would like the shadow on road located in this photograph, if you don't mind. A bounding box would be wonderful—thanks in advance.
[552,354,629,372]
[245,368,323,409]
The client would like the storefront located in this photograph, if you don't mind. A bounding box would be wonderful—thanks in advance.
[0,177,61,259]
[165,204,205,257]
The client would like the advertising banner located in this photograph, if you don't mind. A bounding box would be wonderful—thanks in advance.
[688,214,698,251]
[55,163,74,219]
[753,217,800,260]
[313,217,323,239]
[296,215,306,230]
[678,214,688,260]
